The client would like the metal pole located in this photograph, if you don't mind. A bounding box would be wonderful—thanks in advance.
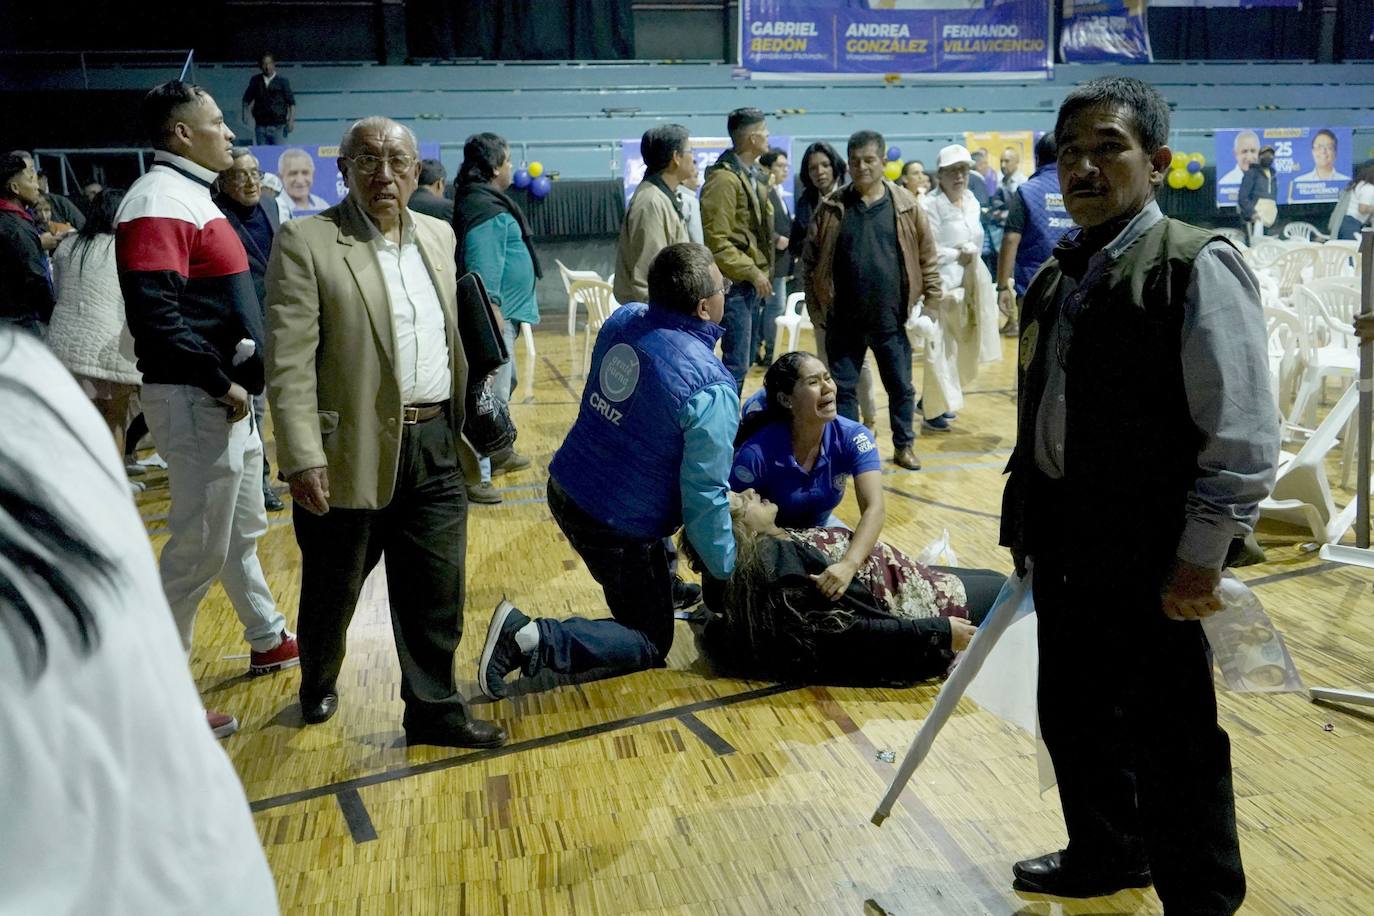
[1358,228,1373,548]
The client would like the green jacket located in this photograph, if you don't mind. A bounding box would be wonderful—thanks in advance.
[700,149,774,284]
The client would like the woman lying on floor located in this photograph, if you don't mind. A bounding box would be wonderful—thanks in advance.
[683,489,1006,685]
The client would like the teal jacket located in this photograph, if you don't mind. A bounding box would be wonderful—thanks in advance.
[463,212,540,325]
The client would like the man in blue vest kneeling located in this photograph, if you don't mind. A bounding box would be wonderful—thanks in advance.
[477,242,739,698]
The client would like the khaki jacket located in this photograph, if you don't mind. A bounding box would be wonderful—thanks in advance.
[265,197,479,509]
[803,181,942,328]
[699,150,774,284]
[614,179,690,303]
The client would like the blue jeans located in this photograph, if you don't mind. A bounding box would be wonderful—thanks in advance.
[532,478,672,676]
[1338,215,1365,241]
[721,280,760,392]
[254,123,288,145]
[750,278,788,365]
[828,326,916,449]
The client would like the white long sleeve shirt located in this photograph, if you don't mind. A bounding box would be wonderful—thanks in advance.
[921,189,984,293]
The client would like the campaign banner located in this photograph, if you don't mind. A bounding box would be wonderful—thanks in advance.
[739,0,1052,78]
[621,136,794,213]
[252,142,441,218]
[964,130,1036,194]
[1214,127,1352,207]
[1059,0,1151,63]
[1150,0,1300,7]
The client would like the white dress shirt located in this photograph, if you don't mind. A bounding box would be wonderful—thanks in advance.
[367,217,452,405]
[921,189,985,292]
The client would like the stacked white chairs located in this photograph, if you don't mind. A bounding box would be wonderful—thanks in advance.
[1313,240,1359,279]
[1215,227,1249,248]
[1265,245,1319,299]
[1259,382,1361,545]
[773,291,812,355]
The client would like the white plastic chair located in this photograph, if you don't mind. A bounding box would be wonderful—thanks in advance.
[518,322,537,400]
[1286,286,1358,434]
[1264,305,1301,419]
[773,291,812,355]
[556,259,604,337]
[1313,241,1359,279]
[1282,221,1329,243]
[1265,246,1320,299]
[568,279,616,377]
[1260,382,1361,544]
[1244,238,1290,271]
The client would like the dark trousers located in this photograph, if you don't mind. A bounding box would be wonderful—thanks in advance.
[1032,556,1245,914]
[292,415,471,730]
[537,478,671,676]
[721,280,761,392]
[1337,214,1365,241]
[828,324,916,448]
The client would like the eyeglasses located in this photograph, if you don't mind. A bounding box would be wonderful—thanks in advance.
[224,169,262,183]
[708,283,731,298]
[345,154,417,176]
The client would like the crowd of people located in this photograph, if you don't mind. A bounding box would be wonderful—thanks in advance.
[4,70,1340,914]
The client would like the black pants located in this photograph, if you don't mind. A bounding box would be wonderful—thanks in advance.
[933,566,1005,624]
[1032,556,1244,914]
[292,415,471,730]
[538,478,672,676]
[827,324,916,448]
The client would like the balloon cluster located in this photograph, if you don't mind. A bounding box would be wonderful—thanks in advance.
[1167,152,1207,192]
[512,160,553,199]
[883,146,904,182]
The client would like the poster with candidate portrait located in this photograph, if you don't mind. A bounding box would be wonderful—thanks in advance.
[1213,127,1352,208]
[250,142,441,218]
[963,130,1036,186]
[621,135,794,213]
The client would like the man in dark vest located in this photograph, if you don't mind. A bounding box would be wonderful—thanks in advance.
[1002,77,1278,912]
[996,132,1075,336]
[476,242,739,698]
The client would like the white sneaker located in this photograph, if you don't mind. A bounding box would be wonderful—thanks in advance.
[137,453,168,470]
[128,480,146,495]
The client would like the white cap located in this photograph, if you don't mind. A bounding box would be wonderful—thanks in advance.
[936,144,974,170]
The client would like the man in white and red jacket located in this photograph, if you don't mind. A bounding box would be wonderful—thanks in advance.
[116,81,297,739]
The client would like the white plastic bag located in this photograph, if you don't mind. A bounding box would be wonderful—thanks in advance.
[915,529,959,567]
[1202,575,1305,694]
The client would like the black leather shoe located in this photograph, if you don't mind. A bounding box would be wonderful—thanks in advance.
[263,488,286,512]
[301,691,339,725]
[1012,850,1151,898]
[406,718,507,749]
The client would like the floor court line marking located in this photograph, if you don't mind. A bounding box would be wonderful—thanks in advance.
[677,712,737,755]
[248,683,798,813]
[541,355,581,401]
[1241,561,1343,589]
[336,788,379,844]
[882,486,1002,520]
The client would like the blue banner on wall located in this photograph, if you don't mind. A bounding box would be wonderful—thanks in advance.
[621,136,794,209]
[1150,0,1300,7]
[1214,127,1352,208]
[251,142,441,218]
[739,0,1052,79]
[1059,0,1151,63]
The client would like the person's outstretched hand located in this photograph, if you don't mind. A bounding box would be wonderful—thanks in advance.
[811,558,858,601]
[950,618,977,652]
[1162,558,1222,621]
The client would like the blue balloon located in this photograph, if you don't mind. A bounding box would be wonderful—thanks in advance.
[512,168,532,189]
[1186,160,1202,174]
[886,146,901,162]
[531,175,553,199]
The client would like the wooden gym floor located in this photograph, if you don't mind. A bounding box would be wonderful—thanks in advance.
[131,327,1374,915]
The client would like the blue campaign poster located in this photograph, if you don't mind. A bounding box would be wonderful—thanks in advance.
[739,0,1052,79]
[1059,0,1151,63]
[250,142,441,218]
[1214,127,1352,208]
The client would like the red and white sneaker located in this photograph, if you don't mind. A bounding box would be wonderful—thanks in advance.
[249,631,300,676]
[207,709,239,739]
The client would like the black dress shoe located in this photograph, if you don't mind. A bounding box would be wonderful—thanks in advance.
[405,718,507,749]
[1012,850,1151,898]
[301,691,339,725]
[263,489,286,512]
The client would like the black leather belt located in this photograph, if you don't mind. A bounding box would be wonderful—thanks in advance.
[402,401,448,424]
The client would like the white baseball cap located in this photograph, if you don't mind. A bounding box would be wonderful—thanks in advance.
[936,144,975,170]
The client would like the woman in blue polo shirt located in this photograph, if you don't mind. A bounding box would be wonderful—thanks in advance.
[731,352,885,600]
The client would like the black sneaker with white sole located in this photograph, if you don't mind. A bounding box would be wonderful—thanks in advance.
[478,599,532,700]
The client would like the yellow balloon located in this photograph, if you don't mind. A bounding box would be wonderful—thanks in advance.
[1186,171,1205,191]
[883,160,903,181]
[1171,153,1188,171]
[1167,168,1188,190]
[1189,152,1206,166]
[528,161,544,178]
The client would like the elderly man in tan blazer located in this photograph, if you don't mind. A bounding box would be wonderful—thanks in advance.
[265,116,505,749]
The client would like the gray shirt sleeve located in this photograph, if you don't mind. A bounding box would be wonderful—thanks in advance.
[1176,241,1281,569]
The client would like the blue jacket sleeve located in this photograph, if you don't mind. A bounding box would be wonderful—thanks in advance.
[463,214,511,304]
[680,383,741,579]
